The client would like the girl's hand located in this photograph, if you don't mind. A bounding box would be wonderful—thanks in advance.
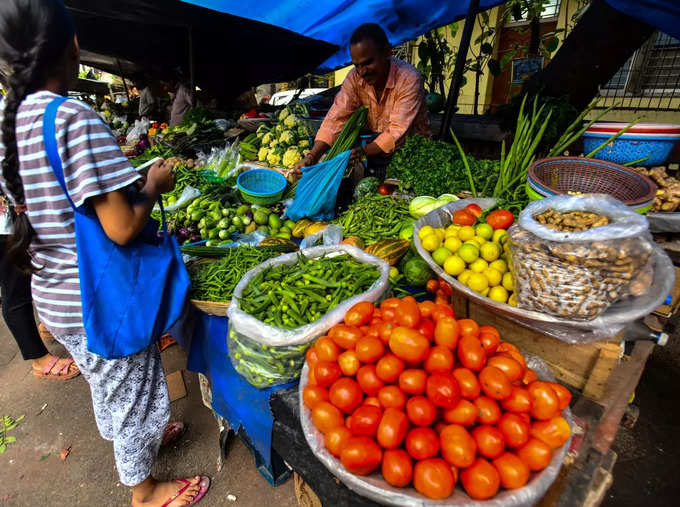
[147,159,175,195]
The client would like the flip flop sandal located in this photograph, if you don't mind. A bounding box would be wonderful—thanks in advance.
[161,421,186,447]
[33,357,80,380]
[161,476,210,507]
[38,322,56,343]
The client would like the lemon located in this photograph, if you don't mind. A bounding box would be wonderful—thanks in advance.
[435,228,446,241]
[502,272,514,292]
[444,255,466,276]
[469,258,489,273]
[480,242,501,262]
[419,225,435,240]
[483,267,503,287]
[422,233,442,252]
[464,239,481,248]
[458,226,476,241]
[467,273,489,293]
[508,292,517,306]
[489,286,509,303]
[457,243,479,264]
[444,237,462,253]
[458,269,474,285]
[473,235,487,245]
[476,223,494,240]
[432,247,453,265]
[493,229,509,244]
[489,259,508,274]
[481,287,490,297]
[445,224,461,238]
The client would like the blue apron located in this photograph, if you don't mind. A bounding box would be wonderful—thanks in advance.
[43,96,190,358]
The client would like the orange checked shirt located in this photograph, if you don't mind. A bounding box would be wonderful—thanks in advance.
[316,58,430,154]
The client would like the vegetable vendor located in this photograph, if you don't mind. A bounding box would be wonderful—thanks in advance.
[294,23,430,179]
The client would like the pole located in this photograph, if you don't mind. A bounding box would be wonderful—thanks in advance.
[439,0,480,139]
[116,58,130,102]
[188,26,195,103]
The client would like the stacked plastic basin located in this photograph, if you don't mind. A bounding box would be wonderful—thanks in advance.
[583,122,680,166]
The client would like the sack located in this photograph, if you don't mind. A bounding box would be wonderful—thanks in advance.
[44,97,191,358]
[286,150,351,221]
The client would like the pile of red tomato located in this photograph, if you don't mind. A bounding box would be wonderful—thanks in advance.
[452,203,515,230]
[303,297,571,501]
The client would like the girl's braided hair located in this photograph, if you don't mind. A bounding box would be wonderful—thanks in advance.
[0,0,75,271]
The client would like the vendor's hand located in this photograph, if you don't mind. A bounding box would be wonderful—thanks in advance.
[350,146,365,165]
[292,155,314,180]
[147,159,175,195]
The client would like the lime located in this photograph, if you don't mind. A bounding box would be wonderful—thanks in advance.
[458,269,473,285]
[469,258,489,273]
[444,255,466,276]
[432,247,453,265]
[458,226,476,241]
[508,293,517,306]
[268,214,282,229]
[464,239,481,248]
[445,224,461,238]
[435,228,446,241]
[254,209,269,225]
[480,242,501,262]
[483,267,503,287]
[476,223,494,240]
[489,259,508,274]
[419,225,435,240]
[422,233,442,252]
[458,243,479,264]
[489,286,509,303]
[502,272,514,292]
[493,229,509,244]
[284,219,296,230]
[473,235,487,245]
[467,273,489,293]
[444,237,462,253]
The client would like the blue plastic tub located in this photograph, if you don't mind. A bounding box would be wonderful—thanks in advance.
[582,132,680,166]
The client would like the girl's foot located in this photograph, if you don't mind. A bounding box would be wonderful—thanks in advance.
[32,354,80,380]
[132,476,209,506]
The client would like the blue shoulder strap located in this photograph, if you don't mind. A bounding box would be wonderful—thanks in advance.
[43,96,76,211]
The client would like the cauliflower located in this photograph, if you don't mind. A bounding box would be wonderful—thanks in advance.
[297,125,310,138]
[256,124,270,138]
[267,150,282,166]
[302,149,311,157]
[283,147,302,169]
[298,139,309,148]
[278,107,291,122]
[261,132,273,145]
[275,124,284,134]
[269,138,279,149]
[257,146,269,162]
[283,114,298,129]
[279,130,297,146]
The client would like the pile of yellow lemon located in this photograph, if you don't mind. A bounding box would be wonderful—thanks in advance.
[418,223,516,305]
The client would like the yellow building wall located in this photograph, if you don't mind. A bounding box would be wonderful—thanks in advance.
[334,66,353,86]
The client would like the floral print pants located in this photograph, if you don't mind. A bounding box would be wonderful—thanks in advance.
[55,334,170,486]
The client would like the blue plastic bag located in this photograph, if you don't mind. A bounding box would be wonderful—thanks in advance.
[286,150,351,221]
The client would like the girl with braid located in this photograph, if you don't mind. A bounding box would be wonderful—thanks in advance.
[0,1,209,505]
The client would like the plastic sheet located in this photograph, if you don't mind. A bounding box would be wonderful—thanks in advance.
[413,199,676,343]
[299,354,573,506]
[645,212,680,233]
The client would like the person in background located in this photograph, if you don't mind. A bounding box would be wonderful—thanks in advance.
[169,75,193,127]
[137,76,158,119]
[0,1,209,505]
[294,23,430,179]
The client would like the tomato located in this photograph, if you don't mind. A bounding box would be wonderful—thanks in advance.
[460,457,500,500]
[479,366,512,400]
[356,365,385,396]
[348,405,383,437]
[475,426,505,459]
[406,395,437,427]
[442,399,477,426]
[303,385,329,410]
[329,378,363,414]
[498,412,530,449]
[487,355,524,383]
[531,416,571,449]
[345,301,375,327]
[307,365,318,386]
[340,436,382,475]
[312,401,344,434]
[517,437,553,471]
[457,335,486,372]
[430,304,455,322]
[426,372,461,408]
[424,345,455,373]
[493,452,530,489]
[501,386,532,413]
[496,341,521,355]
[522,368,539,385]
[452,368,481,399]
[434,421,449,435]
[375,353,405,383]
[337,350,361,377]
[479,325,500,340]
[376,408,410,449]
[417,319,435,340]
[389,327,430,362]
[378,386,407,410]
[306,347,319,368]
[434,317,460,349]
[440,424,476,468]
[474,396,501,425]
[382,449,413,488]
[395,299,421,329]
[405,427,440,460]
[362,325,380,340]
[324,426,352,457]
[419,300,436,317]
[518,413,531,425]
[465,203,483,218]
[413,458,455,499]
[399,369,428,395]
[486,209,514,230]
[329,325,362,350]
[314,360,341,388]
[479,332,500,355]
[453,209,476,226]
[364,396,381,408]
[377,321,395,344]
[315,336,340,362]
[380,297,402,313]
[355,336,385,363]
[458,319,480,337]
[528,381,560,420]
[547,382,572,410]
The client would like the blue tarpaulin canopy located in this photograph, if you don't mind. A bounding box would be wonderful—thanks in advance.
[606,1,680,41]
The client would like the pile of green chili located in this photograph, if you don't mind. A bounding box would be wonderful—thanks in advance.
[333,194,411,245]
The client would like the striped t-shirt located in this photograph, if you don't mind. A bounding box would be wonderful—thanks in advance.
[0,91,139,335]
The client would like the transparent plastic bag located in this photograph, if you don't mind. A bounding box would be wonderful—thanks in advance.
[227,245,390,387]
[126,118,149,144]
[413,198,675,343]
[163,186,201,213]
[299,354,573,506]
[299,224,343,249]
